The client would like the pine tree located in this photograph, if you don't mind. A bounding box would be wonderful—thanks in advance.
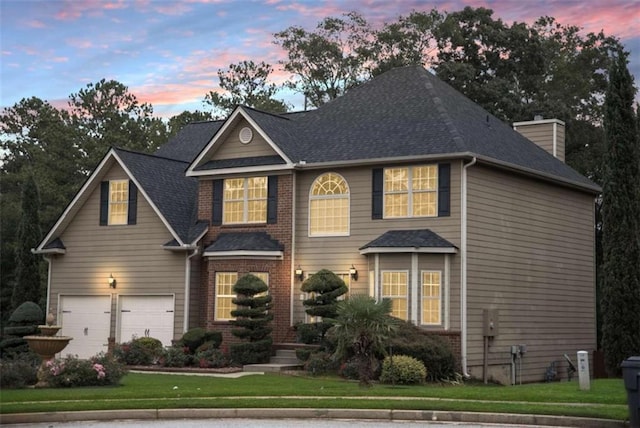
[601,49,640,376]
[11,175,43,310]
[229,274,273,365]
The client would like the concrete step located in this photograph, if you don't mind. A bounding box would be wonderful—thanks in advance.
[243,363,302,373]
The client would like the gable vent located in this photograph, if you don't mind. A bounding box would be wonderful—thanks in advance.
[239,127,253,144]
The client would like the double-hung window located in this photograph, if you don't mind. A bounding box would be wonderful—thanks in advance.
[215,272,237,321]
[223,177,267,224]
[108,180,129,225]
[382,271,408,320]
[421,271,441,325]
[384,165,437,218]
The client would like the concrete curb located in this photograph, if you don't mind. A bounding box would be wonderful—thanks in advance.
[0,408,628,427]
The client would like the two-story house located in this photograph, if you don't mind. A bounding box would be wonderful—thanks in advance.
[34,66,599,384]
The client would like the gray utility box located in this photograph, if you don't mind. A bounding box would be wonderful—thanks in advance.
[621,356,640,428]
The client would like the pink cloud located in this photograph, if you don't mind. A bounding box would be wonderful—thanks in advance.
[54,0,127,21]
[66,39,93,49]
[27,20,47,28]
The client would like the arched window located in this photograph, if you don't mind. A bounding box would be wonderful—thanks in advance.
[309,172,350,236]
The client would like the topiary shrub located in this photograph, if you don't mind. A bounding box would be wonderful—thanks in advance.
[380,355,427,385]
[7,301,44,326]
[294,322,323,345]
[389,321,457,382]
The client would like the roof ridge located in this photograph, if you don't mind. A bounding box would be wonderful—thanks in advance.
[417,71,466,152]
[240,105,291,121]
[114,146,191,165]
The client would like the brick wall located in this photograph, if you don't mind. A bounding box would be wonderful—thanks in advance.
[198,174,295,347]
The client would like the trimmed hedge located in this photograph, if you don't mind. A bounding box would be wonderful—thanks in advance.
[379,355,427,385]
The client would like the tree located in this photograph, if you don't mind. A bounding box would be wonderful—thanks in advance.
[11,175,43,310]
[203,61,289,118]
[300,269,348,342]
[601,50,640,376]
[68,79,168,173]
[229,274,273,365]
[329,295,399,387]
[167,110,213,138]
[274,11,373,108]
[370,9,443,76]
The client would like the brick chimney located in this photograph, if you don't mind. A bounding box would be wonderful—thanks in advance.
[513,116,565,162]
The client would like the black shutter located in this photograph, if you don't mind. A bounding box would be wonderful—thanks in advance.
[372,168,383,219]
[127,181,137,225]
[212,179,223,225]
[100,181,109,226]
[438,163,451,217]
[267,175,278,224]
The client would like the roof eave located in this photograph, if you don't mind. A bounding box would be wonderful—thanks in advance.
[203,250,284,260]
[360,247,457,255]
[31,248,66,255]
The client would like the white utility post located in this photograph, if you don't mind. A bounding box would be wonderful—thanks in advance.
[577,350,590,391]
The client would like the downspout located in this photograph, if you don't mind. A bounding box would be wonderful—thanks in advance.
[461,156,477,378]
[43,255,52,316]
[290,171,297,326]
[183,247,199,333]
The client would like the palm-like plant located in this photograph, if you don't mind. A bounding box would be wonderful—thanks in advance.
[329,295,399,387]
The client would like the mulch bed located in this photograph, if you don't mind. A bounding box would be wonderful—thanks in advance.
[128,365,243,374]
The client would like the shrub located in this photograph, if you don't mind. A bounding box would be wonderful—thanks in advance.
[161,346,192,367]
[294,323,322,345]
[304,351,337,376]
[390,322,457,382]
[230,339,272,365]
[195,348,228,368]
[113,336,164,366]
[7,301,44,326]
[179,328,222,353]
[338,359,360,380]
[43,353,126,387]
[0,352,39,389]
[380,355,426,385]
[295,348,312,362]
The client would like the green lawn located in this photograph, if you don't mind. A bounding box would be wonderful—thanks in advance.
[0,372,629,421]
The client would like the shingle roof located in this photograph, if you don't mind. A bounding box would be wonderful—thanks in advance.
[195,155,285,171]
[115,148,202,244]
[359,229,457,253]
[204,232,284,253]
[154,120,223,163]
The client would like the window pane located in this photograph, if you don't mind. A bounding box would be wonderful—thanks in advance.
[384,168,408,191]
[384,194,407,217]
[215,272,237,320]
[108,180,128,225]
[413,166,437,191]
[382,271,407,320]
[247,200,266,223]
[223,177,267,224]
[422,271,441,325]
[309,173,349,235]
[413,192,436,217]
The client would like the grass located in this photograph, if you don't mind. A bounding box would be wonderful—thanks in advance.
[0,372,629,421]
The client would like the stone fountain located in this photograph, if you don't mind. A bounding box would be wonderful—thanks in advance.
[24,313,72,388]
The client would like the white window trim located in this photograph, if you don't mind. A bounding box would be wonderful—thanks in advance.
[420,270,442,326]
[223,177,267,225]
[214,272,237,321]
[381,270,409,321]
[108,179,129,225]
[308,172,350,237]
[383,165,438,219]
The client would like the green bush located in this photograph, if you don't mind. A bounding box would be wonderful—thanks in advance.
[390,322,457,381]
[294,323,322,345]
[230,339,272,365]
[161,346,192,367]
[304,351,337,376]
[0,352,39,389]
[43,353,127,387]
[339,359,360,380]
[379,355,426,385]
[295,348,312,362]
[8,301,43,326]
[179,328,223,353]
[113,337,164,366]
[195,348,228,368]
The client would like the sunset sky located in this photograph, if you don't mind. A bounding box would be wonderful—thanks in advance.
[1,0,639,118]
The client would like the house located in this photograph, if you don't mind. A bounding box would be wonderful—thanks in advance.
[34,66,599,384]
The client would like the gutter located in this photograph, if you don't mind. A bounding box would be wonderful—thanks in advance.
[183,247,199,333]
[461,156,477,378]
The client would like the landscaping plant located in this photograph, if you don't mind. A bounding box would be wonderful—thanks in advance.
[379,355,427,385]
[300,269,348,344]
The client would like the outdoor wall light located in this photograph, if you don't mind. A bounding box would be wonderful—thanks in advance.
[108,273,117,289]
[349,265,358,281]
[295,266,304,281]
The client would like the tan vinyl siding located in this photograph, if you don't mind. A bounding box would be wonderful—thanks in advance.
[293,162,462,326]
[466,164,595,383]
[47,164,187,343]
[514,120,565,162]
[212,119,278,160]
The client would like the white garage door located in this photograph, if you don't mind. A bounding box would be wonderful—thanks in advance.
[60,295,111,359]
[119,295,174,346]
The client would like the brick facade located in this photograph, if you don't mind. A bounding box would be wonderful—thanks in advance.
[197,174,295,346]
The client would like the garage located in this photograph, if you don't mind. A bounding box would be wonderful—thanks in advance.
[118,295,175,346]
[59,295,112,359]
